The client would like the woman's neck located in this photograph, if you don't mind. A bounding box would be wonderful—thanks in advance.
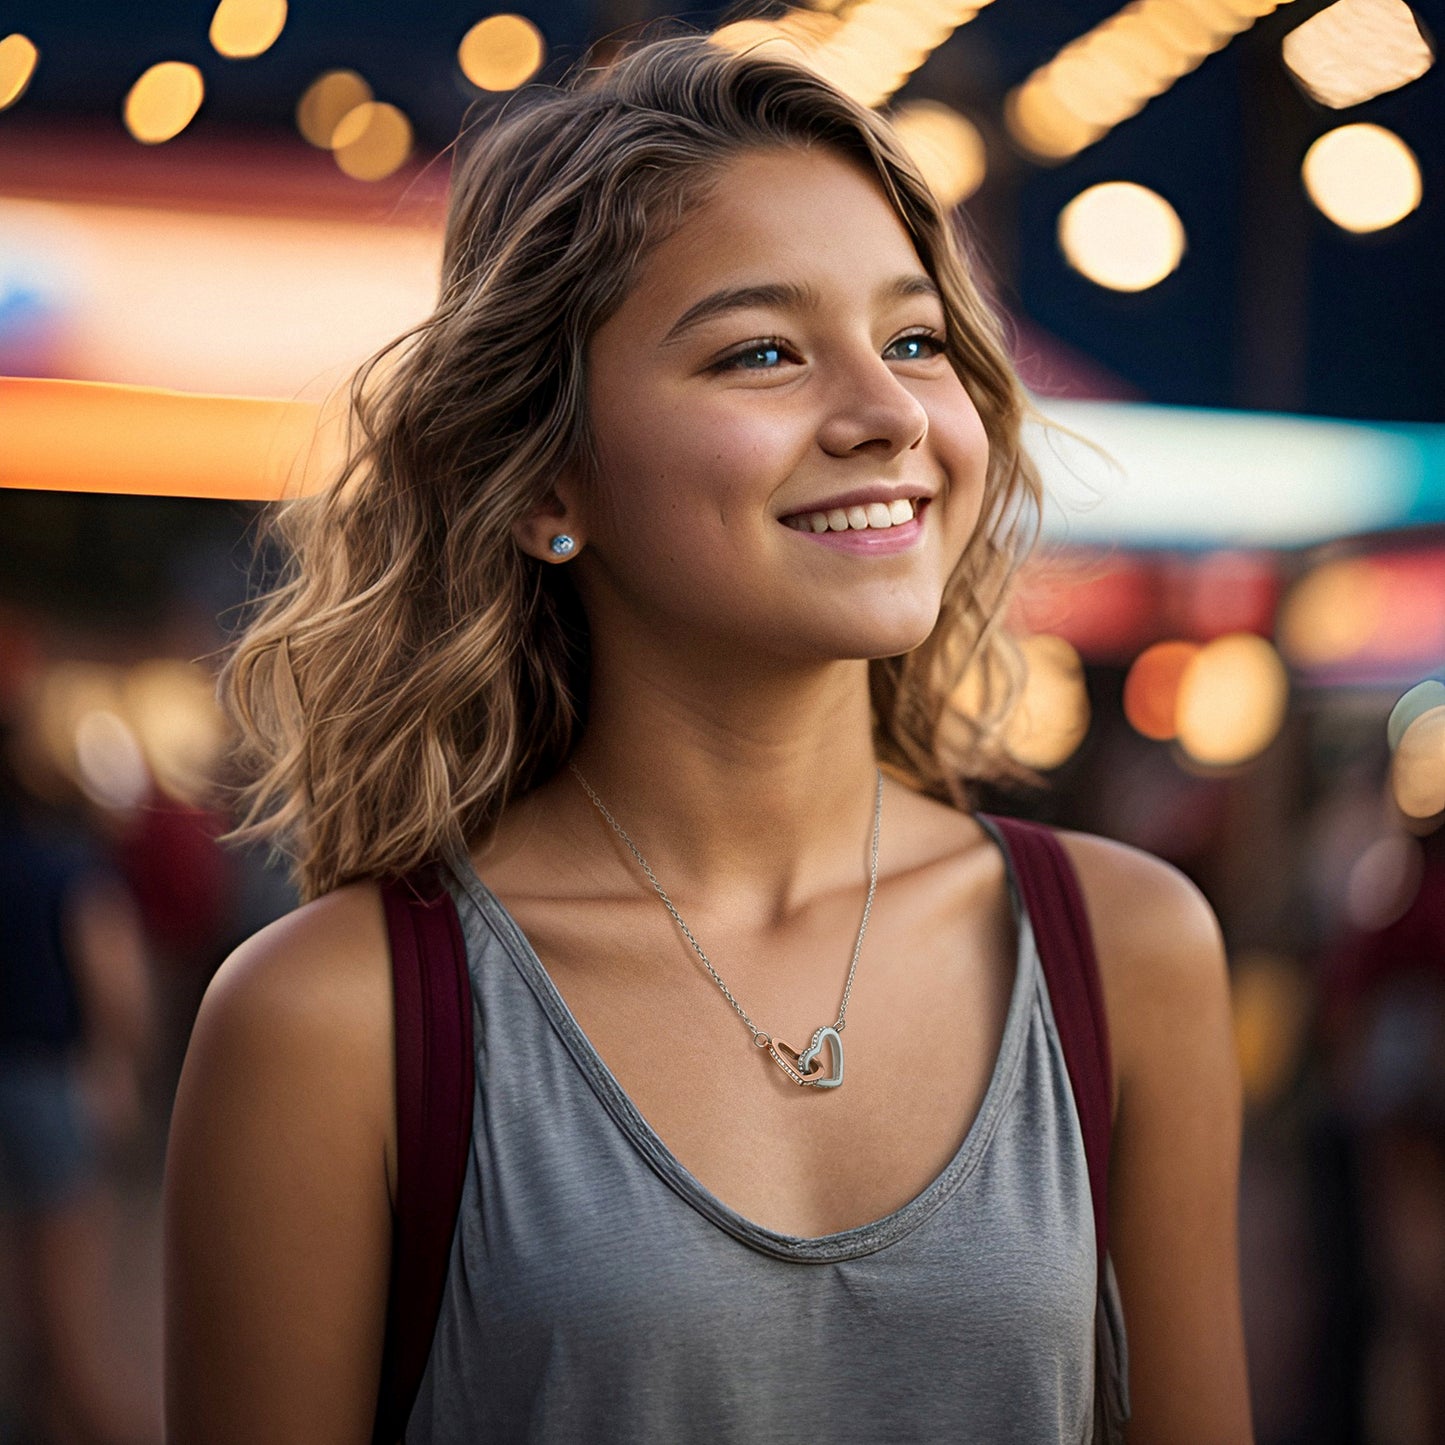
[556,653,886,923]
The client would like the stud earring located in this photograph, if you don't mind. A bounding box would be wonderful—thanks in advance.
[548,534,576,557]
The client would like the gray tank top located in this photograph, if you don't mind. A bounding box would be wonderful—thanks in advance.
[406,820,1120,1444]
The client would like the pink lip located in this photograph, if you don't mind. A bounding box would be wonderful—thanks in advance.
[783,504,927,555]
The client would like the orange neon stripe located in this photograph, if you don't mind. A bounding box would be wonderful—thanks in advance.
[0,376,330,501]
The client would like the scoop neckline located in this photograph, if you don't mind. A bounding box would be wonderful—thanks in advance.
[444,815,1037,1264]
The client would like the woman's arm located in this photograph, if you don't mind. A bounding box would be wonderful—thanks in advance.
[1061,833,1253,1445]
[164,884,397,1445]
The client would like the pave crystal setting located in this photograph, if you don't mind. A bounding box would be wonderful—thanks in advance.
[767,1024,844,1089]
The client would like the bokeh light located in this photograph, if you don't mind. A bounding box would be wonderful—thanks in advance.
[1176,633,1289,767]
[209,0,288,60]
[0,33,39,111]
[1344,831,1424,930]
[710,0,997,111]
[74,709,150,811]
[1302,123,1422,233]
[1231,950,1311,1108]
[1282,0,1433,109]
[1277,556,1386,668]
[712,10,841,57]
[709,18,810,56]
[1003,83,1098,161]
[1005,0,1285,161]
[122,660,227,804]
[331,102,413,181]
[458,14,546,92]
[1123,640,1200,741]
[891,101,986,206]
[1005,634,1092,770]
[22,659,225,809]
[296,69,372,148]
[1058,182,1186,292]
[124,61,205,144]
[1391,705,1445,819]
[1225,953,1317,1109]
[1388,679,1445,750]
[33,663,120,791]
[1048,50,1139,128]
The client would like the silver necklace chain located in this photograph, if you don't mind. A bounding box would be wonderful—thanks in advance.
[568,763,883,1053]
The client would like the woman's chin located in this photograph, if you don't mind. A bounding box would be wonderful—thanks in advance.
[861,607,946,660]
[864,630,936,662]
[822,616,943,663]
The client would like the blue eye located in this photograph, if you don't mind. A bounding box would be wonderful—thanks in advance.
[886,332,944,362]
[724,340,785,370]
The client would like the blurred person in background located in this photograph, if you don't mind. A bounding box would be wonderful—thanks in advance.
[1322,821,1445,1444]
[0,645,159,1445]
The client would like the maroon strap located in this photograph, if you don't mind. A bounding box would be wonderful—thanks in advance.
[372,870,474,1445]
[981,815,1113,1268]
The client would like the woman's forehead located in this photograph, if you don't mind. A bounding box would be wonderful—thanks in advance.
[610,147,932,339]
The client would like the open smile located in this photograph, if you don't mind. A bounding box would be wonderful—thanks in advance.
[779,497,930,554]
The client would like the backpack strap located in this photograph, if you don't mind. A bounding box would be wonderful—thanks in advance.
[978,814,1113,1269]
[372,869,474,1445]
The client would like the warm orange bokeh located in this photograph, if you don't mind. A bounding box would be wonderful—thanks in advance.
[0,376,325,500]
[1123,638,1200,741]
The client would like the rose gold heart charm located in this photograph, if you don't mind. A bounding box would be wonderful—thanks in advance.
[766,1024,844,1089]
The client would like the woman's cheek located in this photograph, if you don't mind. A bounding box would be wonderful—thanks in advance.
[936,398,990,517]
[696,403,806,480]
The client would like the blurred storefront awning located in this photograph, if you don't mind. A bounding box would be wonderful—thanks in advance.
[1032,400,1445,551]
[6,379,1445,548]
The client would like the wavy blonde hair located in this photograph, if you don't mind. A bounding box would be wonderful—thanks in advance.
[220,34,1041,901]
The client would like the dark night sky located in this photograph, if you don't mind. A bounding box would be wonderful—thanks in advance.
[3,0,1443,420]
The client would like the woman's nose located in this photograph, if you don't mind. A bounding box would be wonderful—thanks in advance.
[815,352,929,459]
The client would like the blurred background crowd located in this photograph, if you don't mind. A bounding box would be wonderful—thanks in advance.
[1,0,1442,1441]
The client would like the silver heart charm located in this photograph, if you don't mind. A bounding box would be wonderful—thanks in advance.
[766,1024,843,1089]
[796,1025,843,1089]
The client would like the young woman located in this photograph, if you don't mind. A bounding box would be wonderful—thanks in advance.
[164,35,1252,1443]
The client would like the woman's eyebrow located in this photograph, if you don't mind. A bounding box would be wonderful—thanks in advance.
[660,272,941,346]
[660,281,816,345]
[888,273,941,304]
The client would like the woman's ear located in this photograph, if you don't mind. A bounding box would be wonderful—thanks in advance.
[511,484,585,563]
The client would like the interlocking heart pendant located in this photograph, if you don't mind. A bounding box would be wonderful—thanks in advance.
[767,1024,844,1089]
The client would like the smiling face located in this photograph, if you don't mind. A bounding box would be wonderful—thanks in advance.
[556,144,991,671]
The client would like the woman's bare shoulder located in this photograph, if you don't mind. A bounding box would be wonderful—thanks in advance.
[166,882,398,1443]
[177,879,398,1221]
[1051,830,1229,1042]
[187,879,398,1195]
[202,882,393,1052]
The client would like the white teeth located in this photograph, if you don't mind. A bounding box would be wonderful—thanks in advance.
[785,499,922,533]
